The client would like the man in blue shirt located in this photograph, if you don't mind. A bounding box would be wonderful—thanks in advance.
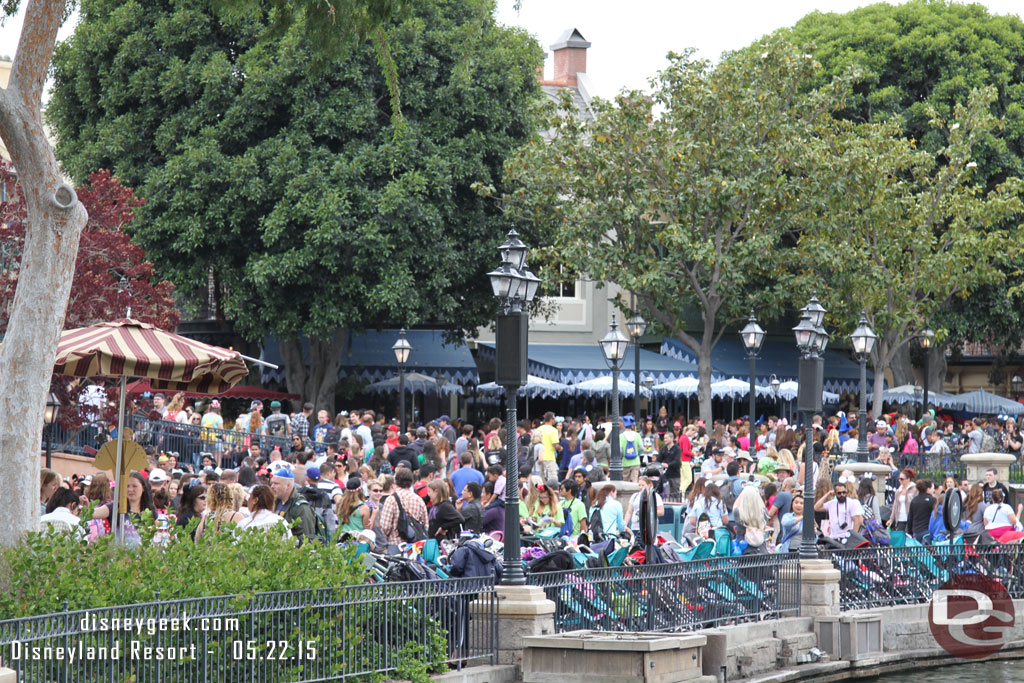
[450,452,485,498]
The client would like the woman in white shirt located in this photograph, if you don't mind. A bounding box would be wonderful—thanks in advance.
[40,488,85,538]
[237,485,288,537]
[889,468,917,531]
[686,483,729,530]
[983,488,1019,541]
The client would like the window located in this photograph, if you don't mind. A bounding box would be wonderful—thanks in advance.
[552,266,581,299]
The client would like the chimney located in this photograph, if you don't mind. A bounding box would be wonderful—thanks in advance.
[550,28,590,87]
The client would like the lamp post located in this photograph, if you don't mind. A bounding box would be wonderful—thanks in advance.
[770,374,781,420]
[626,302,648,416]
[1012,375,1023,400]
[600,316,630,481]
[740,311,766,428]
[642,374,655,416]
[43,393,59,470]
[487,228,539,586]
[850,313,877,463]
[392,330,412,436]
[794,294,828,560]
[920,328,935,419]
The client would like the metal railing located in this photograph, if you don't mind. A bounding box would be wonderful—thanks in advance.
[821,543,1024,611]
[0,577,496,682]
[528,554,800,633]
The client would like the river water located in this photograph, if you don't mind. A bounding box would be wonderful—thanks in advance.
[876,659,1024,681]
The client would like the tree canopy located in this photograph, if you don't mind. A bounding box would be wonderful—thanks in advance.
[49,0,543,406]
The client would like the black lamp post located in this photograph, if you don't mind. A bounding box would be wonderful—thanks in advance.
[794,294,828,560]
[392,330,412,436]
[1012,375,1023,400]
[642,374,655,417]
[626,303,648,416]
[487,228,539,586]
[920,328,935,418]
[740,311,766,428]
[850,313,877,463]
[600,316,630,481]
[44,393,59,470]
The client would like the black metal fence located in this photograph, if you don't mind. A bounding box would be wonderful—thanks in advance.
[821,543,1024,611]
[0,577,496,682]
[528,554,800,633]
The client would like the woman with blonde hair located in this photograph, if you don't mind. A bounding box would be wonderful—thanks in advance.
[196,482,245,539]
[227,483,248,512]
[733,485,768,553]
[166,393,188,423]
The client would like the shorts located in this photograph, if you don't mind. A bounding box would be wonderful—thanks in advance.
[540,460,559,483]
[623,465,640,483]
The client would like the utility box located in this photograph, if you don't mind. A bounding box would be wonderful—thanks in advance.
[522,631,706,683]
[816,614,882,661]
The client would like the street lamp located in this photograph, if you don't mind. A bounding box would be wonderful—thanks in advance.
[794,294,829,560]
[43,393,59,470]
[488,228,538,586]
[919,328,935,419]
[392,330,412,435]
[740,310,766,429]
[1012,375,1023,400]
[600,316,630,481]
[642,374,656,416]
[850,313,877,463]
[626,304,648,416]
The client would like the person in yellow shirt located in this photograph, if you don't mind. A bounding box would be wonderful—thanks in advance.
[535,412,561,483]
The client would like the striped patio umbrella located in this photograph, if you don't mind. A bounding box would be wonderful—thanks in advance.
[54,319,249,538]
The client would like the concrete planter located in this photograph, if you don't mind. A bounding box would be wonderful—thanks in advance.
[521,630,706,683]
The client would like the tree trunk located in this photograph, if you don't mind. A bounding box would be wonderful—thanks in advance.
[696,342,714,425]
[280,329,347,411]
[929,346,947,395]
[870,338,889,420]
[0,0,90,544]
[890,344,914,386]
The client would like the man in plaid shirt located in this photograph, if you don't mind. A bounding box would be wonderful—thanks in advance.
[379,467,428,545]
[291,402,313,440]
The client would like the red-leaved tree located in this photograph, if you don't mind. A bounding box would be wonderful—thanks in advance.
[0,166,178,331]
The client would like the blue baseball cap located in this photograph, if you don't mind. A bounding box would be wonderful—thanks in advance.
[622,415,635,428]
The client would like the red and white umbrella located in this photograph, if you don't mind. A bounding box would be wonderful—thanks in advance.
[54,319,250,536]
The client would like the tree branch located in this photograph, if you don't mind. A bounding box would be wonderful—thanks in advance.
[10,0,64,111]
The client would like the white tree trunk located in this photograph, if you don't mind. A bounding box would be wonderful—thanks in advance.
[282,328,347,411]
[0,0,89,544]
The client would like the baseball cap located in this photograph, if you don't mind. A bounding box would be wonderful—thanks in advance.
[345,477,362,490]
[622,415,635,428]
[250,400,263,410]
[271,468,294,480]
[269,461,292,476]
[416,426,428,437]
[673,420,682,428]
[149,468,168,483]
[305,466,321,481]
[438,414,451,423]
[270,400,281,409]
[387,424,399,433]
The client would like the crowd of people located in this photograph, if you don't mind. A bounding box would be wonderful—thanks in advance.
[36,394,1024,560]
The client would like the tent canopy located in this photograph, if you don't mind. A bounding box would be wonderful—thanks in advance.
[660,337,871,394]
[125,379,300,402]
[476,375,573,399]
[882,384,960,409]
[571,376,650,398]
[477,342,699,385]
[949,389,1024,416]
[366,372,463,396]
[259,329,479,385]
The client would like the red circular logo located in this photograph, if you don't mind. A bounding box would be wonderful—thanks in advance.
[928,573,1015,660]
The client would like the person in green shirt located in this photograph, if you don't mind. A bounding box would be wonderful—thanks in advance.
[559,479,589,537]
[535,412,562,483]
[619,415,643,482]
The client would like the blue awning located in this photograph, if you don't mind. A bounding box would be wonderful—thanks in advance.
[659,337,871,394]
[259,330,480,385]
[477,342,700,385]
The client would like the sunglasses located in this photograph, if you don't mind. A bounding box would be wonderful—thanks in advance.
[370,488,382,493]
[198,495,207,500]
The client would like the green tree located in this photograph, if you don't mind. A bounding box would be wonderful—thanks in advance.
[504,39,851,423]
[783,0,1024,386]
[795,87,1024,417]
[49,0,543,407]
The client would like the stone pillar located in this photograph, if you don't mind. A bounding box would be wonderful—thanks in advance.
[961,453,1016,484]
[0,668,14,683]
[844,462,893,498]
[799,558,841,617]
[493,585,556,669]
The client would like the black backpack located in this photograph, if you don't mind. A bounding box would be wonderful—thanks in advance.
[301,485,336,531]
[588,505,605,543]
[393,493,427,543]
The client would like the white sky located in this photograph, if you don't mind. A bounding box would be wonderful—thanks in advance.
[0,1,1021,99]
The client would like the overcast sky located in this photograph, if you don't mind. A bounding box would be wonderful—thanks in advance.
[0,1,1023,100]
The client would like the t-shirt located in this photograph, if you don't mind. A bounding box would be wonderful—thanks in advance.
[823,498,863,540]
[659,444,682,478]
[982,482,1010,505]
[968,430,983,454]
[536,424,560,462]
[450,466,485,498]
[771,490,793,518]
[629,490,665,530]
[688,495,726,528]
[200,413,223,443]
[264,413,289,437]
[701,457,726,477]
[984,502,1015,527]
[841,438,859,455]
[312,423,337,452]
[928,438,950,455]
[619,431,642,465]
[561,498,587,536]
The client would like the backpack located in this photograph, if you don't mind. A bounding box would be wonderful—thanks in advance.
[559,501,576,536]
[721,477,739,512]
[291,498,332,545]
[393,493,428,543]
[588,506,605,543]
[265,414,288,437]
[301,485,337,533]
[981,431,998,453]
[519,435,536,476]
[623,434,639,462]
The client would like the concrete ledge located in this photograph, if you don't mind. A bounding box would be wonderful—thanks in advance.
[0,667,14,683]
[524,631,706,652]
[496,585,555,617]
[431,664,517,683]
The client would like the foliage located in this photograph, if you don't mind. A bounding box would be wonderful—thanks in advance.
[503,38,852,422]
[0,515,368,617]
[794,87,1024,415]
[782,0,1024,357]
[0,167,178,334]
[48,0,543,405]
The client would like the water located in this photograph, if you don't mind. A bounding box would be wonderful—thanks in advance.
[876,660,1024,682]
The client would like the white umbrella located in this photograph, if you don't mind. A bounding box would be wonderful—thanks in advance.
[367,372,463,395]
[652,376,699,398]
[883,384,959,408]
[767,381,840,404]
[476,374,573,399]
[572,375,650,398]
[710,378,756,399]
